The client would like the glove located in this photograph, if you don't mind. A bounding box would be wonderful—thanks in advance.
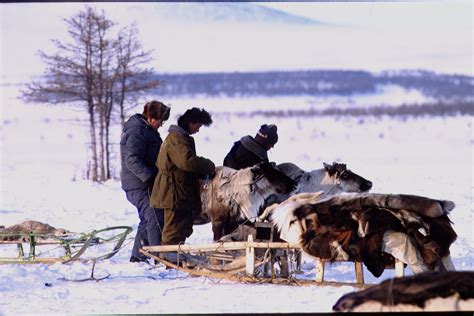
[146,177,155,193]
[208,171,216,180]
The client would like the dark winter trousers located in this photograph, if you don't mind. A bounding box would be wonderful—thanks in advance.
[126,188,164,261]
[161,206,194,245]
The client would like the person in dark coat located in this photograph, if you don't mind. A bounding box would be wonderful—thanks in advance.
[223,124,278,170]
[150,108,215,246]
[120,100,171,263]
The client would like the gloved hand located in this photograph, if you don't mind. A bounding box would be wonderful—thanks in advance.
[146,177,155,193]
[208,171,216,180]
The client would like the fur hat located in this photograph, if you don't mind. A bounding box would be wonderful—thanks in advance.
[143,100,170,121]
[255,124,278,147]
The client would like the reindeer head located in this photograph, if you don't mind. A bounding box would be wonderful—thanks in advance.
[324,162,372,193]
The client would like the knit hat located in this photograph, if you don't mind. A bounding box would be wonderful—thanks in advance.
[255,124,278,147]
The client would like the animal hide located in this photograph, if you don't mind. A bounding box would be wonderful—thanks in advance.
[202,166,278,222]
[0,220,68,242]
[275,192,457,276]
[333,271,474,312]
[200,162,296,241]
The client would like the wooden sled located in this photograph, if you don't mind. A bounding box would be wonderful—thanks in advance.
[0,226,132,264]
[140,235,374,288]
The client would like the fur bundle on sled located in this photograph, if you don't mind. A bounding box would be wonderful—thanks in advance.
[0,220,68,242]
[333,271,474,312]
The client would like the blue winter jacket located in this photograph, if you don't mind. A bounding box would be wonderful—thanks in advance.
[120,113,163,191]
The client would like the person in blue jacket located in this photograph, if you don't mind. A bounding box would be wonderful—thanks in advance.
[120,100,171,263]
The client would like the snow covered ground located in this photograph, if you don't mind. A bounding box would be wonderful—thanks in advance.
[0,82,472,314]
[1,1,472,313]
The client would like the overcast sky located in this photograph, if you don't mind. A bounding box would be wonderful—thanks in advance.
[1,1,472,78]
[260,1,472,28]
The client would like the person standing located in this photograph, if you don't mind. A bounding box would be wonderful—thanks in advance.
[120,100,170,263]
[223,124,278,170]
[150,107,215,246]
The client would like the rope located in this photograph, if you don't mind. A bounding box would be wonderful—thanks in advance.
[148,188,163,237]
[203,175,210,217]
[325,181,341,196]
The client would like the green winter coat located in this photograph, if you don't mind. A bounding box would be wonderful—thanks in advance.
[150,125,215,212]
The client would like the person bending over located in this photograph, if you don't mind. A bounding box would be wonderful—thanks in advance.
[120,100,170,263]
[150,107,215,246]
[223,124,278,170]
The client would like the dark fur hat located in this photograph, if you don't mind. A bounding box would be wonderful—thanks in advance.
[255,124,278,147]
[142,100,170,121]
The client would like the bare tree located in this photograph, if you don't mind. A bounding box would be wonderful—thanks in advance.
[115,23,161,127]
[103,23,161,179]
[21,6,160,182]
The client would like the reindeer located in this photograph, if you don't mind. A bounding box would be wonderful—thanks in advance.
[277,162,372,197]
[216,162,373,242]
[199,162,296,241]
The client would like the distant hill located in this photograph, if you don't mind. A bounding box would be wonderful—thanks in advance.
[126,3,321,25]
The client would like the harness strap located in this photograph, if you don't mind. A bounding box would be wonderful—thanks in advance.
[325,180,340,196]
[203,175,210,216]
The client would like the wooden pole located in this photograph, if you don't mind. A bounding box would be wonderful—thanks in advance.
[315,258,325,282]
[28,235,36,260]
[17,243,24,258]
[355,261,364,284]
[395,259,405,277]
[143,241,300,253]
[245,235,255,276]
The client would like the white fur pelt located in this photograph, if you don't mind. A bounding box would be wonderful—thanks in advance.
[265,191,325,244]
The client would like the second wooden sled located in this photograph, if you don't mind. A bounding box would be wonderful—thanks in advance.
[140,236,369,288]
[0,226,133,264]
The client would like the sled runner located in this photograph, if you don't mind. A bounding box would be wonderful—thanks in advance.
[0,226,132,264]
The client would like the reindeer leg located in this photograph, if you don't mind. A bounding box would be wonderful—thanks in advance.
[441,255,456,271]
[279,249,290,278]
[212,221,225,241]
[223,218,240,238]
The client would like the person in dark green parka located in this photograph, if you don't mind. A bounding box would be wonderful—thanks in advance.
[150,107,215,245]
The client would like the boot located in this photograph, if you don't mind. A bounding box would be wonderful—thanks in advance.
[159,252,196,269]
[130,256,149,264]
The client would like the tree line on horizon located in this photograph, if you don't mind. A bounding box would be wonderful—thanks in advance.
[152,70,473,101]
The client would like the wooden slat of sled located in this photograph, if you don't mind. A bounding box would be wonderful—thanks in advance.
[142,241,301,253]
[314,258,365,284]
[0,240,74,245]
[315,258,405,284]
[0,234,87,245]
[0,257,68,264]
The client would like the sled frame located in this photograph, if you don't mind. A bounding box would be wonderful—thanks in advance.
[141,236,404,286]
[0,226,132,264]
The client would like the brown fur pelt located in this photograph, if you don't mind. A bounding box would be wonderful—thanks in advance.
[0,220,68,242]
[333,271,474,312]
[292,193,457,276]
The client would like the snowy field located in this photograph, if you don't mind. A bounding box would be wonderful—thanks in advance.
[1,1,472,313]
[0,83,472,314]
